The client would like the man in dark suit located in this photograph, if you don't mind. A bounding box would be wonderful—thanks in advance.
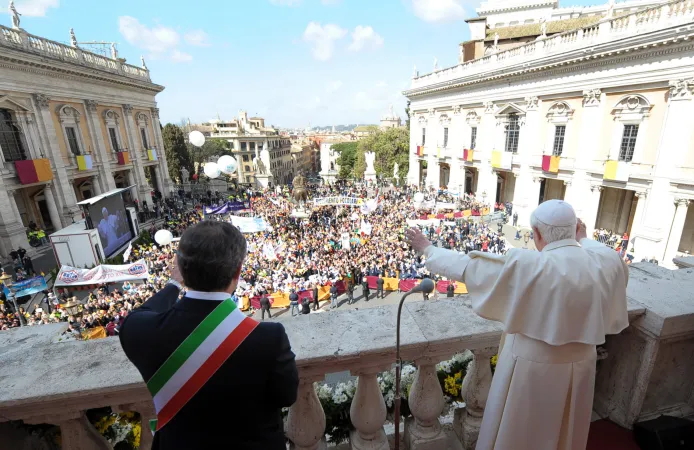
[260,293,272,320]
[447,282,455,298]
[311,284,320,311]
[329,284,338,309]
[119,221,298,450]
[361,277,370,302]
[376,274,385,299]
[346,281,354,305]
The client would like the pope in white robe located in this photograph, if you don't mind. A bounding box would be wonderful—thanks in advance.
[405,200,629,450]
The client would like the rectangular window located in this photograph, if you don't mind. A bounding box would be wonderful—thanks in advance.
[241,142,247,151]
[504,114,520,153]
[140,128,149,149]
[242,155,249,162]
[65,126,81,156]
[552,125,566,156]
[470,127,477,150]
[443,127,449,148]
[422,128,426,146]
[619,125,639,162]
[0,109,27,161]
[108,128,119,151]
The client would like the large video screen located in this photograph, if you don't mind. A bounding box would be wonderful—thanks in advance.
[88,193,132,257]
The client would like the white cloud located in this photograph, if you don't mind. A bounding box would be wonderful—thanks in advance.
[10,0,59,17]
[302,22,347,61]
[376,80,388,88]
[269,0,302,6]
[171,50,193,63]
[412,0,468,23]
[348,25,384,52]
[184,30,211,47]
[119,16,179,54]
[326,80,343,94]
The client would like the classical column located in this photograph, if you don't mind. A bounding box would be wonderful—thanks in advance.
[286,378,327,450]
[512,98,541,224]
[151,107,172,196]
[154,166,165,195]
[84,99,117,192]
[405,360,447,450]
[455,347,496,450]
[122,104,151,202]
[24,411,111,450]
[628,191,647,257]
[663,199,691,267]
[584,185,603,237]
[31,93,80,222]
[349,369,389,450]
[44,182,64,230]
[475,102,497,202]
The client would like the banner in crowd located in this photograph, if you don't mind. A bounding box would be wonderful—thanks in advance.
[205,201,251,215]
[312,196,366,207]
[230,216,269,233]
[406,219,457,227]
[55,260,149,287]
[341,232,351,250]
[2,276,48,297]
[435,202,457,210]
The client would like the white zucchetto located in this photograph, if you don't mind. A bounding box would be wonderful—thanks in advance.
[533,199,577,227]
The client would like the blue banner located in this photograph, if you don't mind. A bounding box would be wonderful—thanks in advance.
[4,276,48,297]
[204,201,250,215]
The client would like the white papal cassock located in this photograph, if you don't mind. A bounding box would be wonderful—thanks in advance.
[424,237,629,450]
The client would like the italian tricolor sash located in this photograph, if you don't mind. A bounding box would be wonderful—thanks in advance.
[147,298,258,433]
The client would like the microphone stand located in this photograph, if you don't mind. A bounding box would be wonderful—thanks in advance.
[394,279,433,450]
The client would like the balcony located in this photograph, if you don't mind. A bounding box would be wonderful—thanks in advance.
[406,0,694,94]
[0,263,692,449]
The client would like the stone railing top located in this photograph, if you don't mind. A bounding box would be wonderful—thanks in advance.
[0,25,152,84]
[407,0,694,94]
[0,295,646,422]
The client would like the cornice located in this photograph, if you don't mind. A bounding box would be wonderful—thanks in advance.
[404,27,694,98]
[0,52,164,95]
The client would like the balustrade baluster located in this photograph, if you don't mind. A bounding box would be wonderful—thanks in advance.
[350,368,388,450]
[113,402,155,450]
[25,411,111,450]
[405,359,446,450]
[286,377,327,450]
[455,347,496,450]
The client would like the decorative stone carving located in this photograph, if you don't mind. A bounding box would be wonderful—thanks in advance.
[413,64,418,78]
[122,104,133,115]
[635,191,647,199]
[69,28,78,48]
[583,89,602,107]
[533,176,541,183]
[525,96,539,111]
[675,198,691,207]
[84,99,98,113]
[591,184,604,192]
[141,55,148,70]
[56,105,81,124]
[427,108,435,117]
[111,43,118,60]
[546,101,574,122]
[136,112,149,124]
[484,101,494,114]
[439,114,451,125]
[151,107,160,119]
[9,0,21,30]
[564,179,571,186]
[612,95,652,120]
[456,347,496,450]
[668,79,694,100]
[418,115,427,124]
[32,93,50,109]
[286,379,327,450]
[406,362,447,450]
[466,111,480,125]
[103,109,121,125]
[433,57,438,71]
[453,105,462,115]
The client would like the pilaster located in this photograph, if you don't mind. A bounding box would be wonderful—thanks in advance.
[84,99,117,192]
[121,104,151,202]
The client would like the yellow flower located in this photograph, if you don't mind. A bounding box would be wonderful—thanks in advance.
[132,422,142,448]
[491,354,498,368]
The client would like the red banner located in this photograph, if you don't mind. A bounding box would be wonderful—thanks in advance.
[542,155,551,172]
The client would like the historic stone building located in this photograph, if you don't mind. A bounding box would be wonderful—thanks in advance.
[405,0,694,267]
[0,19,171,257]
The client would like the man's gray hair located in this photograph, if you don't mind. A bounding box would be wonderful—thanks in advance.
[530,210,576,243]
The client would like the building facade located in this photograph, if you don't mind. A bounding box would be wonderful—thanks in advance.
[0,22,171,258]
[405,0,694,267]
[208,111,293,185]
[380,105,402,129]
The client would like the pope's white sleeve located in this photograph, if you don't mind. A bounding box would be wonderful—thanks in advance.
[423,246,471,282]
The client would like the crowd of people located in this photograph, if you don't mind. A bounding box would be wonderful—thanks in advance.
[0,183,507,331]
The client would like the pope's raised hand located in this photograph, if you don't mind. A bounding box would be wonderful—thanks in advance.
[405,227,432,254]
[576,218,587,241]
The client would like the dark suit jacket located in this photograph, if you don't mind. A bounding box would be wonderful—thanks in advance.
[119,284,299,450]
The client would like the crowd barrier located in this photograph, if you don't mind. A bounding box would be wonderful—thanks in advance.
[241,278,467,311]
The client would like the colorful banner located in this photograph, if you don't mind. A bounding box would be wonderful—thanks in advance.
[365,276,400,291]
[491,150,501,168]
[82,326,107,340]
[463,149,474,162]
[147,149,158,161]
[436,280,468,294]
[55,259,149,287]
[14,158,53,184]
[313,196,366,207]
[2,276,48,297]
[604,160,629,182]
[117,151,130,165]
[230,216,269,233]
[542,155,560,173]
[491,151,512,170]
[415,146,424,157]
[205,201,251,215]
[437,147,441,158]
[76,154,93,171]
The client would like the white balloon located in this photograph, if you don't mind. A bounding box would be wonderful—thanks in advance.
[414,192,424,203]
[154,229,173,246]
[217,155,238,175]
[204,162,221,179]
[189,130,205,147]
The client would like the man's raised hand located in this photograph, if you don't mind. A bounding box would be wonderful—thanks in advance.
[576,218,587,241]
[405,227,432,254]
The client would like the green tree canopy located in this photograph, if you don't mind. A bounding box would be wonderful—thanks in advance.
[355,127,410,183]
[333,142,358,179]
[162,124,193,183]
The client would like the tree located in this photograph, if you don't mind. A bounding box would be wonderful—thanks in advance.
[333,142,358,179]
[189,138,232,178]
[405,100,411,129]
[162,124,193,183]
[355,127,410,182]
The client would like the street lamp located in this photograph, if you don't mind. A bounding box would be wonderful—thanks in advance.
[63,299,82,317]
[523,232,530,249]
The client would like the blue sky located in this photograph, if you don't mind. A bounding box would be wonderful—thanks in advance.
[5,0,601,127]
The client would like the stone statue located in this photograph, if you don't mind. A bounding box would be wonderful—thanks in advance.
[494,32,499,48]
[393,162,399,179]
[70,28,78,47]
[607,0,615,18]
[329,148,339,172]
[9,1,21,30]
[180,167,190,183]
[433,57,439,71]
[141,55,147,69]
[111,43,118,59]
[291,174,309,206]
[413,64,418,78]
[258,146,272,176]
[539,17,547,37]
[365,151,376,173]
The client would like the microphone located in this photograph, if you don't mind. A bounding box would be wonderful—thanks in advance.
[393,277,436,450]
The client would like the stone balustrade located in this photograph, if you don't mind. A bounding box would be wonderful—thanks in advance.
[0,25,151,82]
[409,0,694,92]
[2,263,693,449]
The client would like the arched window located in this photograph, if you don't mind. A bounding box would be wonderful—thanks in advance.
[0,108,27,161]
